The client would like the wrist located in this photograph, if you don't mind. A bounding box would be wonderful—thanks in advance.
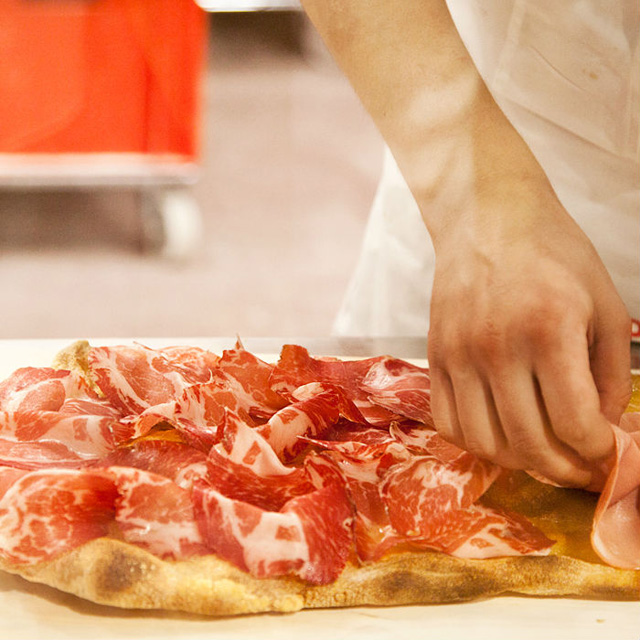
[423,170,564,257]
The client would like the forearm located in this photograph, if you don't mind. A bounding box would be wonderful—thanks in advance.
[301,0,554,246]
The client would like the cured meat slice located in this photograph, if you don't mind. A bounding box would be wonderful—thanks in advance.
[360,358,433,425]
[168,378,262,450]
[303,431,408,561]
[88,344,220,415]
[270,345,398,426]
[131,364,283,452]
[303,428,410,476]
[0,411,115,455]
[256,383,365,462]
[290,382,366,422]
[0,439,105,470]
[0,469,117,564]
[152,346,221,383]
[108,466,206,560]
[380,454,502,537]
[0,411,116,468]
[0,466,28,499]
[214,348,288,421]
[410,502,554,558]
[320,452,403,562]
[206,411,313,511]
[96,440,207,490]
[117,400,184,445]
[59,397,123,419]
[192,481,353,585]
[591,418,640,570]
[0,368,93,413]
[389,422,466,462]
[281,483,354,584]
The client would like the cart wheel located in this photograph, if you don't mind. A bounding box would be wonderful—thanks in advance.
[140,189,203,260]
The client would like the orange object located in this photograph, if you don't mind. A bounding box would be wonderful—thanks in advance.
[0,0,206,160]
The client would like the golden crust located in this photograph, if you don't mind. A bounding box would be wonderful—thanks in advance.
[1,538,638,616]
[0,340,634,615]
[51,339,100,394]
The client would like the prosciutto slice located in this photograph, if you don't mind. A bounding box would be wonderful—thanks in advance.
[0,411,115,455]
[0,411,116,468]
[591,417,640,570]
[192,481,353,585]
[107,466,206,560]
[0,469,117,564]
[215,347,288,420]
[0,367,92,413]
[206,411,313,511]
[96,439,208,490]
[360,358,433,425]
[0,466,28,499]
[270,345,398,426]
[380,454,501,537]
[256,383,365,462]
[389,422,467,461]
[88,344,220,415]
[413,502,554,558]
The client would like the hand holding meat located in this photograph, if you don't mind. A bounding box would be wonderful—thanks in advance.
[426,183,631,488]
[300,0,633,487]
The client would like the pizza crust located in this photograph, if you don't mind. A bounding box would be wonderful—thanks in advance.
[1,537,638,616]
[1,339,635,615]
[51,339,100,394]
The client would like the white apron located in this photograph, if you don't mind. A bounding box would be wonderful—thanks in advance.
[333,0,640,337]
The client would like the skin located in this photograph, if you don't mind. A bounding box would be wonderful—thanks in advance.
[301,0,632,487]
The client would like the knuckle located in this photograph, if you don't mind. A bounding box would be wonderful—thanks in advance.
[469,327,509,367]
[553,421,590,453]
[430,333,468,371]
[506,425,594,487]
[505,426,546,460]
[509,292,570,350]
[555,420,614,461]
[520,309,562,350]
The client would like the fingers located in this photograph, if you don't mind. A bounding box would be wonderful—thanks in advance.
[535,338,615,463]
[588,306,632,424]
[429,357,597,488]
[490,367,593,487]
[440,371,515,465]
[429,368,465,446]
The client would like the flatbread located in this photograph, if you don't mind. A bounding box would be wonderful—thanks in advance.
[0,341,636,615]
[1,532,638,616]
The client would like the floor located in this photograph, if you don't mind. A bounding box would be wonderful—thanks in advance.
[0,11,384,341]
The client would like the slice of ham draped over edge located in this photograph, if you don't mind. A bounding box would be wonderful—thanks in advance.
[0,341,637,582]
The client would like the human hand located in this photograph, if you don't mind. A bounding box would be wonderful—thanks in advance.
[426,187,632,488]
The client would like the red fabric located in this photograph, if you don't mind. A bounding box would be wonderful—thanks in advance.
[0,0,206,157]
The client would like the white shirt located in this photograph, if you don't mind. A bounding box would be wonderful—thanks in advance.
[333,0,640,337]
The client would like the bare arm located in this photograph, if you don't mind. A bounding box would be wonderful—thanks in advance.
[302,0,631,487]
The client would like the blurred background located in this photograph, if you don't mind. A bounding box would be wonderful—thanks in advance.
[0,1,384,340]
